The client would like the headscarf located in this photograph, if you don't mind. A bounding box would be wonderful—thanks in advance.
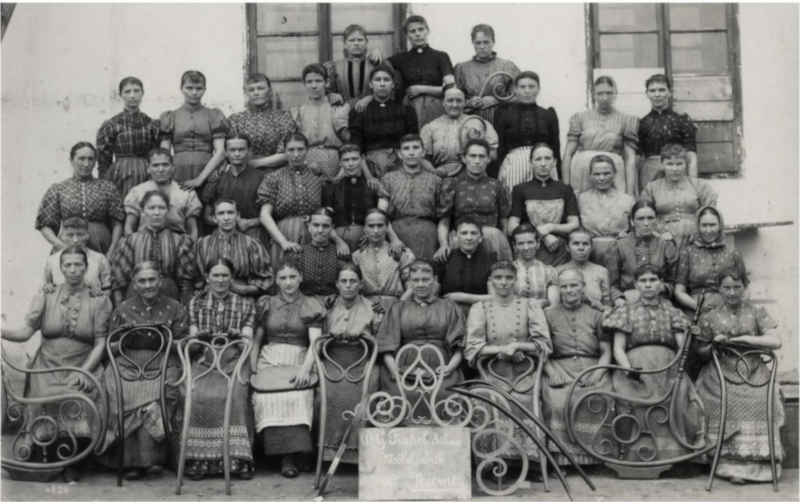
[691,205,725,248]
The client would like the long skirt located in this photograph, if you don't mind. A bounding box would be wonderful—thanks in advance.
[170,343,254,476]
[657,214,696,254]
[252,344,315,456]
[244,225,272,251]
[106,156,151,200]
[638,156,662,195]
[449,226,512,261]
[541,356,616,465]
[315,341,380,464]
[498,147,559,194]
[270,216,311,269]
[590,236,617,269]
[125,277,180,303]
[612,345,706,462]
[172,151,213,183]
[335,225,365,254]
[306,147,341,180]
[696,349,785,482]
[404,94,444,129]
[365,148,402,179]
[392,217,438,262]
[569,150,626,196]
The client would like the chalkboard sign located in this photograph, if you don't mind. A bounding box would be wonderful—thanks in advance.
[359,427,472,500]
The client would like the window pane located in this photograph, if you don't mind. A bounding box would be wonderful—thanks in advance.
[599,34,659,68]
[257,3,317,34]
[332,34,395,62]
[258,36,319,80]
[669,4,727,31]
[671,33,729,74]
[598,4,658,32]
[331,3,394,33]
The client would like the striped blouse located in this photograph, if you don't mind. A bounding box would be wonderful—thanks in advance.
[194,229,273,292]
[110,227,196,292]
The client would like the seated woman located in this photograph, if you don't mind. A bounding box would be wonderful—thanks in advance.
[464,260,550,461]
[603,265,705,462]
[511,224,560,308]
[376,260,465,424]
[605,200,678,306]
[542,268,614,466]
[556,228,611,311]
[694,267,785,485]
[123,148,202,241]
[641,143,717,253]
[351,208,416,311]
[96,262,188,480]
[1,246,111,483]
[110,191,196,307]
[287,208,349,299]
[250,259,326,478]
[44,216,112,295]
[174,258,256,481]
[317,263,382,465]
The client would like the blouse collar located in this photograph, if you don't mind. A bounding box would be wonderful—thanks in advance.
[275,292,306,307]
[634,233,657,246]
[409,44,430,54]
[472,52,497,63]
[411,295,438,307]
[180,102,205,113]
[214,227,239,242]
[71,174,95,183]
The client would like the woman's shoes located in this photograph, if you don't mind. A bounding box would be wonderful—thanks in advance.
[189,473,206,481]
[124,469,143,481]
[146,464,164,476]
[63,466,80,483]
[281,455,299,478]
[296,454,314,473]
[239,470,254,480]
[729,476,746,485]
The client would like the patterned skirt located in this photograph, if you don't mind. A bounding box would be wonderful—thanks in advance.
[172,151,213,183]
[106,156,150,200]
[392,217,439,262]
[306,147,341,180]
[498,147,559,194]
[365,148,402,179]
[270,216,311,268]
[570,150,626,196]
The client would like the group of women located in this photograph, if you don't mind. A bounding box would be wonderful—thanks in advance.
[4,15,783,489]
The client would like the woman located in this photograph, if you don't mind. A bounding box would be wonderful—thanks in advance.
[36,142,126,256]
[290,64,351,180]
[420,84,499,176]
[250,259,326,478]
[174,258,256,480]
[675,206,747,315]
[562,76,638,196]
[641,143,718,253]
[454,24,520,126]
[317,263,382,464]
[1,247,111,483]
[694,267,785,484]
[605,200,678,305]
[555,228,612,311]
[110,191,196,307]
[497,72,560,192]
[511,224,560,308]
[376,260,466,424]
[508,143,579,266]
[464,261,551,461]
[287,208,348,298]
[96,261,188,480]
[387,15,455,128]
[324,24,388,109]
[578,155,636,266]
[96,77,162,199]
[159,71,229,189]
[603,265,706,462]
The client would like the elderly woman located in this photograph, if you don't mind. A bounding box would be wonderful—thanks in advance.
[497,72,561,192]
[251,258,326,478]
[324,24,390,109]
[454,24,520,126]
[578,155,636,266]
[110,190,196,307]
[96,77,162,199]
[387,15,455,128]
[556,228,612,311]
[1,246,111,483]
[36,142,125,256]
[465,261,551,461]
[641,143,718,253]
[562,76,638,196]
[420,84,499,177]
[96,261,188,480]
[511,224,559,308]
[174,258,256,481]
[694,267,785,484]
[605,200,679,306]
[287,208,349,298]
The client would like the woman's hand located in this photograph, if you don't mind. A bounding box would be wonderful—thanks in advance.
[207,170,222,184]
[542,234,562,252]
[443,292,467,304]
[433,245,451,263]
[658,231,674,242]
[510,351,525,364]
[406,86,425,100]
[580,368,607,388]
[688,325,702,338]
[537,223,554,236]
[281,241,303,253]
[291,366,314,388]
[371,301,386,315]
[478,96,499,109]
[388,239,405,260]
[614,298,627,308]
[434,167,448,179]
[545,368,566,388]
[366,178,382,192]
[180,178,203,191]
[712,334,728,345]
[368,48,383,64]
[354,95,374,113]
[327,93,344,106]
[307,162,324,177]
[236,219,256,233]
[70,373,94,393]
[88,287,104,298]
[330,170,346,185]
[465,97,480,110]
[42,283,57,295]
[335,240,351,260]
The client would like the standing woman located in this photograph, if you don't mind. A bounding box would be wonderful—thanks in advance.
[387,15,455,128]
[96,77,162,199]
[454,24,520,126]
[36,141,125,256]
[250,259,326,478]
[159,71,229,189]
[562,76,638,195]
[578,155,636,266]
[324,24,390,109]
[496,72,561,193]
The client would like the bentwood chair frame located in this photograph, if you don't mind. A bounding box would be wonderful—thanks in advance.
[1,343,108,480]
[311,333,379,488]
[104,324,174,487]
[173,335,252,496]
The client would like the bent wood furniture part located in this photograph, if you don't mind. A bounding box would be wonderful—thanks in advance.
[1,343,108,481]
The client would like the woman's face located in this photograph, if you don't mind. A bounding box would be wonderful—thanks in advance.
[719,276,745,308]
[364,213,388,245]
[567,233,592,264]
[464,145,490,177]
[213,202,239,233]
[304,72,326,101]
[558,271,584,305]
[369,71,394,101]
[246,80,271,108]
[285,139,308,168]
[456,223,482,254]
[276,266,302,297]
[181,80,206,106]
[646,81,671,110]
[590,161,615,191]
[632,207,657,237]
[307,214,333,247]
[337,270,361,301]
[344,31,368,58]
[516,77,540,104]
[662,155,687,184]
[71,147,96,179]
[340,151,363,177]
[593,82,616,112]
[698,213,721,244]
[60,254,88,286]
[148,154,174,184]
[405,22,429,48]
[120,83,144,110]
[513,232,539,262]
[530,147,555,181]
[472,31,494,60]
[443,88,466,119]
[133,269,161,302]
[207,264,233,296]
[409,269,436,300]
[635,271,662,300]
[143,196,169,231]
[490,268,516,299]
[225,139,250,167]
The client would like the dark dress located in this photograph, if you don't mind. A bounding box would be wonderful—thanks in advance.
[496,104,561,191]
[288,243,348,298]
[440,247,497,315]
[349,99,419,179]
[388,45,454,127]
[201,164,270,248]
[637,108,697,191]
[321,176,380,252]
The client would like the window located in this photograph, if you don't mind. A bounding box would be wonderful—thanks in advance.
[246,3,407,110]
[590,3,743,175]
